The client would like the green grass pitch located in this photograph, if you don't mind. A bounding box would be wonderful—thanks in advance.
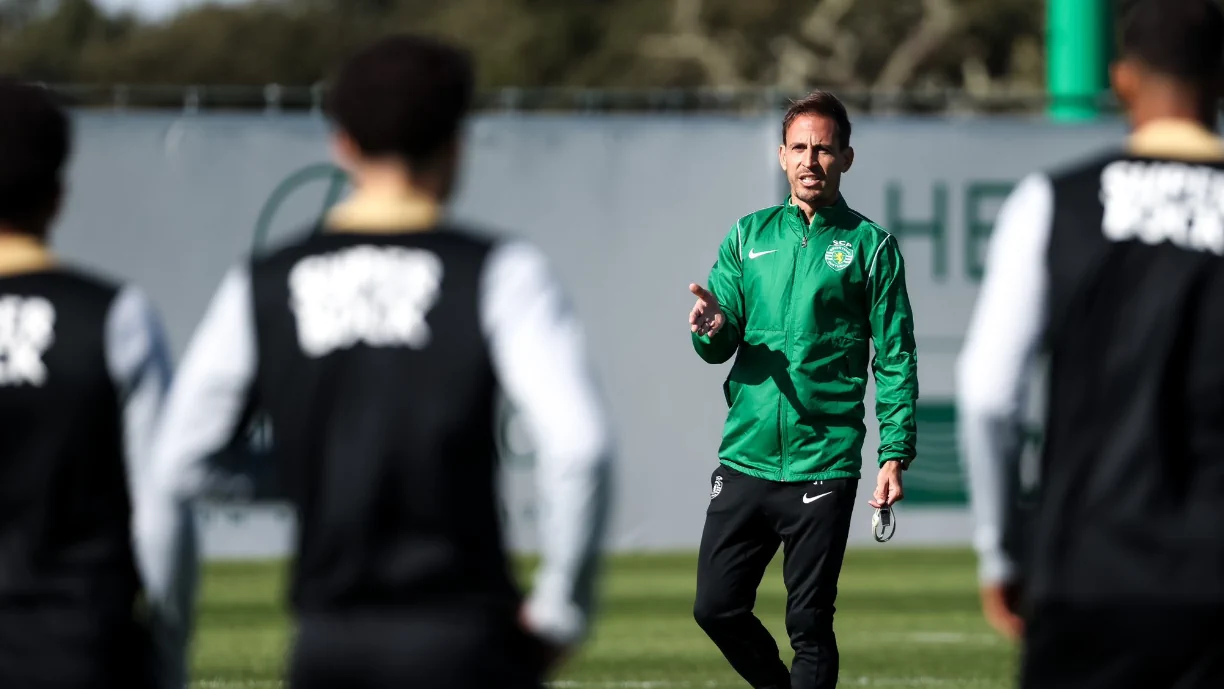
[191,548,1017,688]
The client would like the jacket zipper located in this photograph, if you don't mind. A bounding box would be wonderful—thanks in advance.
[780,215,810,480]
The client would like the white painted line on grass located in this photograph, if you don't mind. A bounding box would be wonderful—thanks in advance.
[548,680,978,689]
[193,681,285,689]
[550,683,713,688]
[549,683,723,688]
[847,679,993,687]
[191,675,986,689]
[897,631,1000,644]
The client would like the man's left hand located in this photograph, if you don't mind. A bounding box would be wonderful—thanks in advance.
[869,460,904,508]
[980,582,1024,641]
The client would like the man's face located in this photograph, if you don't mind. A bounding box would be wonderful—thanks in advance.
[778,113,854,212]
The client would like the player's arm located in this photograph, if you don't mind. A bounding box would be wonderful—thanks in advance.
[691,222,746,364]
[481,241,614,653]
[136,266,259,686]
[104,286,182,689]
[956,173,1052,638]
[866,234,919,473]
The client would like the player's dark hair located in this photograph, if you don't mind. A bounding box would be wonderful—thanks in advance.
[782,90,852,149]
[326,34,475,169]
[1119,0,1224,81]
[0,79,71,237]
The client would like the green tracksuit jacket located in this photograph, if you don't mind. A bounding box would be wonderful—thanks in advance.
[693,195,918,481]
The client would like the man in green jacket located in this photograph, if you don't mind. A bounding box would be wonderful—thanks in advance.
[688,90,918,689]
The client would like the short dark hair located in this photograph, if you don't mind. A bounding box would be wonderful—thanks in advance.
[327,34,475,168]
[1119,0,1224,81]
[0,79,70,235]
[782,91,852,149]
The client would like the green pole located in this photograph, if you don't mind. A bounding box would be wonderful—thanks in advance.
[1047,0,1109,121]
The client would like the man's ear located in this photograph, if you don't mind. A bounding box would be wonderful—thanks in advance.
[778,143,787,172]
[842,145,855,173]
[331,131,360,172]
[1110,60,1139,115]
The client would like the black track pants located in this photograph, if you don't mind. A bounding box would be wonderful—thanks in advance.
[693,464,857,689]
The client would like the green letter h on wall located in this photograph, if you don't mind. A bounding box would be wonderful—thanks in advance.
[887,182,948,281]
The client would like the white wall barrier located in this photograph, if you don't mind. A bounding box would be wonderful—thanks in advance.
[55,113,1127,558]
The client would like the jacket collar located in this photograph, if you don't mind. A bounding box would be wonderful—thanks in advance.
[786,194,850,227]
[1128,118,1224,162]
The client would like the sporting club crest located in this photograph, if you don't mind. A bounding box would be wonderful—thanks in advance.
[824,240,855,272]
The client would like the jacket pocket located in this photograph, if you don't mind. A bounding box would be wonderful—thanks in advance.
[789,333,868,417]
[843,336,870,385]
[720,336,785,466]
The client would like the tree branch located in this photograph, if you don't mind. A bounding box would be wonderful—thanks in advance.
[872,0,958,93]
[639,0,745,87]
[768,0,861,90]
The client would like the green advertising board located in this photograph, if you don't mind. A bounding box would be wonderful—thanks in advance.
[906,402,1043,506]
[905,403,967,505]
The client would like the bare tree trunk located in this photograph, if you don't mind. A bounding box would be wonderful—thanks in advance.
[769,0,861,92]
[871,0,959,109]
[639,0,745,87]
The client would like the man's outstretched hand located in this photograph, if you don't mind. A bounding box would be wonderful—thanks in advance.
[689,284,725,337]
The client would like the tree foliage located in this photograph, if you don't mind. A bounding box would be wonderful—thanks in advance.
[0,0,1047,95]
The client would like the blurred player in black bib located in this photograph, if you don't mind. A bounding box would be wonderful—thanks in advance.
[0,80,179,688]
[139,35,615,689]
[959,1,1224,687]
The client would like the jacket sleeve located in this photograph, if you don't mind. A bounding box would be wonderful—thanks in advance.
[104,287,185,689]
[691,222,746,364]
[866,234,919,467]
[139,266,258,689]
[480,241,614,646]
[957,173,1052,586]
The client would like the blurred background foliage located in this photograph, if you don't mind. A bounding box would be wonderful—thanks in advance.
[0,0,1045,96]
